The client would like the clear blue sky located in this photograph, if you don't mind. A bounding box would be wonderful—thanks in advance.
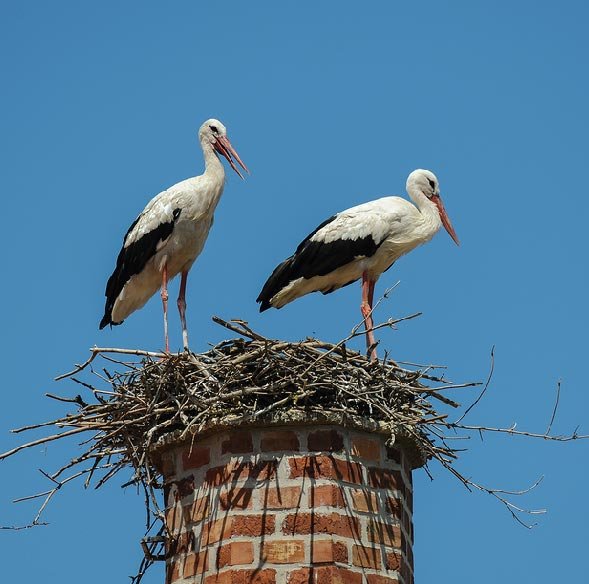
[1,1,588,581]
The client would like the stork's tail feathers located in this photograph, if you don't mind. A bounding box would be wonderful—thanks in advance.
[256,256,296,312]
[99,304,123,329]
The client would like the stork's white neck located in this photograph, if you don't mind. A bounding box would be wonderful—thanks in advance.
[407,186,442,239]
[201,140,226,184]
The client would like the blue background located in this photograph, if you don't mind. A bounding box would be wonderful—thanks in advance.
[1,1,588,581]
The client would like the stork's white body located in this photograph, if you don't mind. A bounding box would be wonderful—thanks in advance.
[110,170,224,324]
[270,195,443,308]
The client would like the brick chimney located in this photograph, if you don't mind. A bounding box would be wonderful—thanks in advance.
[155,421,418,584]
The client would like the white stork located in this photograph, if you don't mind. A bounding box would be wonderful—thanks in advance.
[100,118,248,352]
[257,169,459,361]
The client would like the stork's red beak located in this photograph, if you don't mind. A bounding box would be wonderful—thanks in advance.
[432,195,460,246]
[214,135,249,179]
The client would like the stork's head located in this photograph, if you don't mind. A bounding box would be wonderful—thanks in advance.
[407,169,460,245]
[199,118,249,179]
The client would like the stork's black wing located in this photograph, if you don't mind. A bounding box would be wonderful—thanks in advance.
[99,207,181,328]
[257,208,393,311]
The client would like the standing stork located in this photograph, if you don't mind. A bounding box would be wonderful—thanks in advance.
[256,169,459,361]
[100,118,248,352]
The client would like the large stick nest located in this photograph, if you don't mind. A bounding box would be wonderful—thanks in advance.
[4,315,580,580]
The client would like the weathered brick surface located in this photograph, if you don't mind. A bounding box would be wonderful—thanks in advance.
[289,455,363,483]
[202,515,276,545]
[288,566,363,584]
[204,569,276,584]
[182,446,210,470]
[184,497,209,523]
[265,486,302,509]
[351,489,379,513]
[283,512,360,539]
[221,431,253,454]
[219,486,253,510]
[206,459,278,486]
[311,540,348,564]
[350,435,381,462]
[366,576,400,584]
[161,426,414,584]
[367,468,403,490]
[217,542,254,568]
[308,429,344,452]
[183,551,208,576]
[263,540,305,564]
[310,484,346,508]
[367,520,403,548]
[261,430,300,452]
[387,496,402,518]
[167,531,194,556]
[175,475,195,497]
[352,544,381,569]
[385,551,402,571]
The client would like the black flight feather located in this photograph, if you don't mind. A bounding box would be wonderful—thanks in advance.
[99,208,182,329]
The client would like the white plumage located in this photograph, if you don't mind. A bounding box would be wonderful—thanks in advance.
[257,169,459,360]
[100,118,248,351]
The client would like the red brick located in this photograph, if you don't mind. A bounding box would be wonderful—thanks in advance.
[167,561,181,583]
[206,460,278,486]
[261,430,300,452]
[184,497,209,523]
[165,504,184,533]
[387,496,402,518]
[265,486,302,509]
[263,540,305,563]
[311,540,348,564]
[352,544,381,569]
[310,484,346,508]
[367,520,403,548]
[351,489,379,513]
[219,486,253,510]
[160,453,176,477]
[175,475,195,497]
[204,568,276,584]
[233,514,276,537]
[289,455,363,484]
[288,566,362,584]
[366,576,399,584]
[367,468,403,490]
[350,436,381,462]
[217,542,254,568]
[283,512,359,539]
[201,516,231,544]
[182,446,210,470]
[167,531,194,556]
[202,515,276,545]
[308,429,344,452]
[222,431,253,454]
[183,551,208,576]
[385,551,402,571]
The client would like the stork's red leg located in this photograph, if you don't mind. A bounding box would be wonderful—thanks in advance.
[177,270,189,351]
[160,262,170,353]
[361,272,377,362]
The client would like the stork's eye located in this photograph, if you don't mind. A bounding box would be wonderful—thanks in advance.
[210,125,218,134]
[428,179,435,189]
